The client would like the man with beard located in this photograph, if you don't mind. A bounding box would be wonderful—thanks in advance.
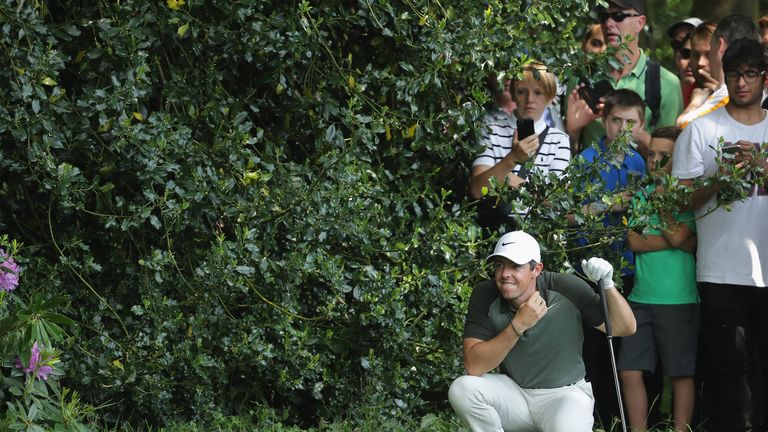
[448,231,636,432]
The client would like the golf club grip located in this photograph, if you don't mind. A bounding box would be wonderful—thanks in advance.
[597,279,612,337]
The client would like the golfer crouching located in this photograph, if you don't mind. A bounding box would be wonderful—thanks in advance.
[449,231,636,432]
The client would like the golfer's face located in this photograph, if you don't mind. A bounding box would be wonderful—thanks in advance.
[493,258,537,302]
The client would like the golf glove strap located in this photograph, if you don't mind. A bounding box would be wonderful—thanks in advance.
[581,257,615,290]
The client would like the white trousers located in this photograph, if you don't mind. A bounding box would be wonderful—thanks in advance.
[448,374,595,432]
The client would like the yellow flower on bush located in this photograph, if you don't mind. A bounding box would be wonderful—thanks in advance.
[167,0,185,10]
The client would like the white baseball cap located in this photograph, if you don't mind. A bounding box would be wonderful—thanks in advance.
[486,231,541,264]
[667,17,703,39]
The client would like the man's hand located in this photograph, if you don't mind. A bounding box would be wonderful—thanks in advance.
[720,141,758,175]
[512,290,548,334]
[687,87,712,109]
[566,85,600,137]
[733,140,758,165]
[696,69,720,94]
[581,257,615,289]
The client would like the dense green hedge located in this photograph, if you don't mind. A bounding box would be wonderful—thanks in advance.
[0,0,668,427]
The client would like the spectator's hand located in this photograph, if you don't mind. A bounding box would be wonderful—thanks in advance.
[581,257,615,289]
[512,290,548,333]
[697,69,720,94]
[734,140,758,165]
[510,130,540,163]
[720,141,758,174]
[688,86,712,109]
[566,85,600,136]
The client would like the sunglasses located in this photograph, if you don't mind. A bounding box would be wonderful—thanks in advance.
[677,48,691,60]
[597,11,642,23]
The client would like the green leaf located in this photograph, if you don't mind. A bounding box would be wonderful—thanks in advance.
[178,22,189,37]
[235,265,255,275]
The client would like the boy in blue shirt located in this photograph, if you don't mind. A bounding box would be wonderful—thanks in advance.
[571,89,647,427]
[575,88,647,287]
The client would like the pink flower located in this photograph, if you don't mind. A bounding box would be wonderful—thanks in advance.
[25,341,42,373]
[35,365,53,381]
[0,249,19,292]
[15,342,56,381]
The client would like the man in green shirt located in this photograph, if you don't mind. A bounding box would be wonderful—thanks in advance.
[566,0,683,157]
[448,231,636,432]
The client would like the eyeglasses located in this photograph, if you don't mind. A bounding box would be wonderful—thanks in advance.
[597,11,642,23]
[724,69,765,84]
[677,48,691,60]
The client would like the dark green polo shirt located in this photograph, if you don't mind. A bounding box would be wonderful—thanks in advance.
[463,271,603,389]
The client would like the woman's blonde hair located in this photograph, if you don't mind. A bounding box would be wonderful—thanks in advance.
[513,62,557,100]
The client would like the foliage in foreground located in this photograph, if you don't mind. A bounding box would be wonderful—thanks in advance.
[0,0,601,426]
[0,0,760,429]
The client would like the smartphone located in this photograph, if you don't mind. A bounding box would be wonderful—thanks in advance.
[516,117,535,140]
[722,143,742,155]
[578,79,613,114]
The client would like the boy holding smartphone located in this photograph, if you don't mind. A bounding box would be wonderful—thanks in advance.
[471,62,571,228]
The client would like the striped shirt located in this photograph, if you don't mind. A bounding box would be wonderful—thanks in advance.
[473,110,571,178]
[473,110,572,217]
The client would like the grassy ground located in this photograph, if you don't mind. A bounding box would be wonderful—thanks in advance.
[109,398,701,431]
[143,412,694,432]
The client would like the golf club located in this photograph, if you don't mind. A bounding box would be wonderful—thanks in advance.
[598,278,627,432]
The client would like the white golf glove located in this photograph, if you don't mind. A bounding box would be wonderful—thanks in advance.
[581,257,615,290]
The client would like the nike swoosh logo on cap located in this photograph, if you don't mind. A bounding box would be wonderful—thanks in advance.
[501,242,516,246]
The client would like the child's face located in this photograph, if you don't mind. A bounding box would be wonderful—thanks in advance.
[513,77,553,122]
[647,137,675,177]
[604,106,644,144]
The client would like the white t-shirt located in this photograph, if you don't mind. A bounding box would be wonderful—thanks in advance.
[672,108,768,287]
[677,84,729,129]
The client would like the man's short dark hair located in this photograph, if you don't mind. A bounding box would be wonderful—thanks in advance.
[651,125,682,141]
[602,88,646,120]
[722,38,768,74]
[712,14,759,47]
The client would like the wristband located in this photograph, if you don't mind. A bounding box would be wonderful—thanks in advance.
[510,320,523,337]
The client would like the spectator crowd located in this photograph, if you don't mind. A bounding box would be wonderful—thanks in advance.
[453,1,768,431]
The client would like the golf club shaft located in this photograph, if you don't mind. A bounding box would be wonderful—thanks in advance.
[598,279,627,432]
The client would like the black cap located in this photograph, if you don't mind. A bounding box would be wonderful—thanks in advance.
[596,0,646,15]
